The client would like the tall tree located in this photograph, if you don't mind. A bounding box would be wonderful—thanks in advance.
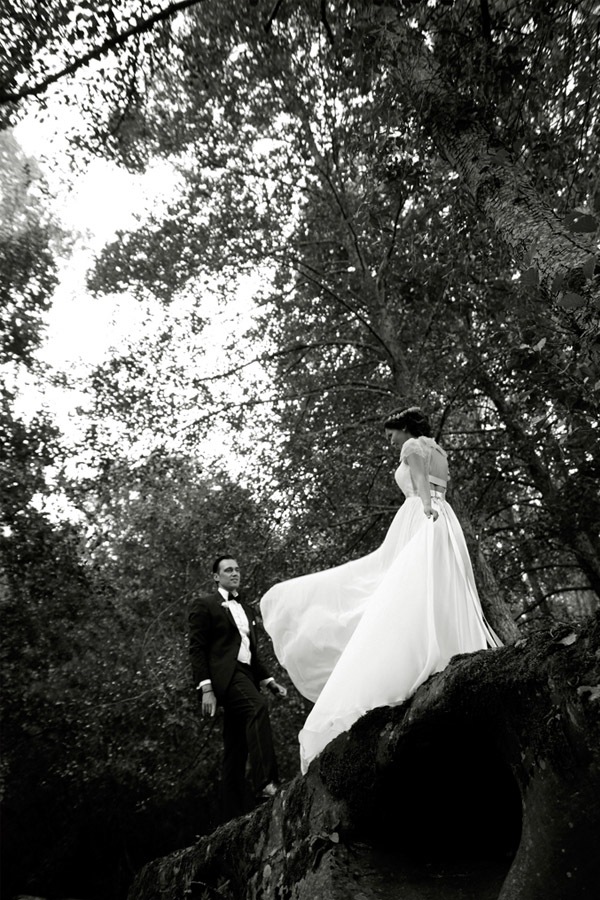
[75,1,598,629]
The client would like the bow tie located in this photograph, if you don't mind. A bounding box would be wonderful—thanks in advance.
[225,592,239,602]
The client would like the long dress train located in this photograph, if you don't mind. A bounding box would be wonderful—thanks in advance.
[260,436,501,773]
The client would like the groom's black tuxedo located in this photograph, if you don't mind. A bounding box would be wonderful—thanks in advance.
[189,591,271,699]
[188,588,278,820]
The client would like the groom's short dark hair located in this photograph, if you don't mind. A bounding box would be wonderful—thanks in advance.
[212,555,236,574]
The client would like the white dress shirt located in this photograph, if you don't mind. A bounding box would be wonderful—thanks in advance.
[219,588,252,664]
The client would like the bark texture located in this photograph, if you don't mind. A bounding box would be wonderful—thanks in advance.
[381,25,600,361]
[129,613,600,900]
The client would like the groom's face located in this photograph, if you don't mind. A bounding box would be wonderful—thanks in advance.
[215,558,241,593]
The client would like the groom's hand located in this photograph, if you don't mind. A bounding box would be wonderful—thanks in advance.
[201,688,217,717]
[268,681,288,698]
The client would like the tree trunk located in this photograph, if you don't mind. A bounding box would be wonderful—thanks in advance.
[128,613,600,900]
[375,16,600,365]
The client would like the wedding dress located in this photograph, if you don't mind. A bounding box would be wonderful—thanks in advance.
[260,436,502,773]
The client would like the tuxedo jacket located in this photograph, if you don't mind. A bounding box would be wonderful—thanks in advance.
[188,591,271,701]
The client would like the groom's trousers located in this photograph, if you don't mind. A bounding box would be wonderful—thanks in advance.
[221,662,278,820]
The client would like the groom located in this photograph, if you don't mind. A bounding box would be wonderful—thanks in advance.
[189,555,287,820]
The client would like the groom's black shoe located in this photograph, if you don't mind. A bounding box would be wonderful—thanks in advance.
[258,781,278,801]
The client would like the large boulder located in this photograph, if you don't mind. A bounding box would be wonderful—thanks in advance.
[128,613,600,900]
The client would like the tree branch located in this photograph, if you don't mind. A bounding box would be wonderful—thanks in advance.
[0,0,205,105]
[264,0,286,33]
[181,382,392,433]
[320,0,335,46]
[515,586,593,620]
[289,256,392,357]
[189,338,379,385]
[480,0,493,44]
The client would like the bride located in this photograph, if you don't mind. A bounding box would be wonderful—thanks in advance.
[260,407,502,773]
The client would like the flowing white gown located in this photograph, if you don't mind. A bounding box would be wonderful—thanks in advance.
[260,436,502,773]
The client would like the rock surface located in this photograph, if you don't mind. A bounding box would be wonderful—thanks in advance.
[129,614,600,900]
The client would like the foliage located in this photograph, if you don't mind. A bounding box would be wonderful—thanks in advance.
[0,129,59,366]
[77,0,600,616]
[1,2,599,898]
[1,444,306,898]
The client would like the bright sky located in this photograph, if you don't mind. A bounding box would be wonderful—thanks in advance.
[15,110,181,369]
[12,102,273,480]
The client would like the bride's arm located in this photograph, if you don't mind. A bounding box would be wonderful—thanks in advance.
[406,452,438,520]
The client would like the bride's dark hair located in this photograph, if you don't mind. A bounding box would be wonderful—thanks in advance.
[383,406,431,437]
